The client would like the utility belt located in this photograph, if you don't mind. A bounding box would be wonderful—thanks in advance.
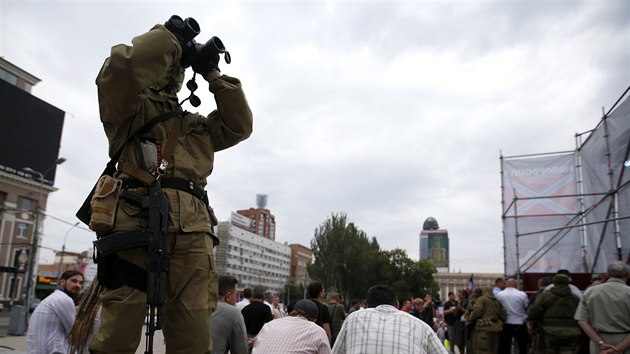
[93,176,219,258]
[122,177,204,200]
[92,177,218,292]
[542,318,579,327]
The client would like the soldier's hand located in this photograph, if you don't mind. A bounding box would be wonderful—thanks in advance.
[204,69,221,82]
[192,54,220,79]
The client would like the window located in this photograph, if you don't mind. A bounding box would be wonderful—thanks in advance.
[0,191,6,212]
[18,197,33,211]
[0,68,18,85]
[15,222,29,238]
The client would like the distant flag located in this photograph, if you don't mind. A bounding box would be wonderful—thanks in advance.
[466,274,474,293]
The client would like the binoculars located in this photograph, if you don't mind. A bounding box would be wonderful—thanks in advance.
[164,15,231,73]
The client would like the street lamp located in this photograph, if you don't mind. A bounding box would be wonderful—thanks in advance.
[57,222,80,277]
[20,157,66,330]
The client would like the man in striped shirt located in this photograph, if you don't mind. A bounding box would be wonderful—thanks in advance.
[27,270,84,354]
[332,285,448,354]
[252,299,331,354]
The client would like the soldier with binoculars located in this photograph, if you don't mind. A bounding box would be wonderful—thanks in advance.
[87,15,253,354]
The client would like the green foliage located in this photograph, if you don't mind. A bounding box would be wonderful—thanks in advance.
[281,282,306,306]
[309,213,438,304]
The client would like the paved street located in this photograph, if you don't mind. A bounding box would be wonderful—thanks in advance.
[0,310,166,354]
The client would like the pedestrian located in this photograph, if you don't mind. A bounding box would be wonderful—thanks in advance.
[271,295,286,319]
[496,278,530,354]
[464,286,484,354]
[409,297,425,320]
[211,276,248,354]
[527,274,581,354]
[575,261,630,354]
[493,277,506,298]
[241,287,273,339]
[443,292,458,354]
[327,291,347,346]
[308,282,333,343]
[86,15,253,354]
[544,269,583,299]
[467,286,506,354]
[27,270,84,354]
[237,288,252,311]
[455,289,470,354]
[252,299,331,354]
[421,294,437,330]
[332,284,447,354]
[400,299,413,313]
[347,299,362,314]
[528,276,553,354]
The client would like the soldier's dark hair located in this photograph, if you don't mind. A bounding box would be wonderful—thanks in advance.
[60,270,83,281]
[307,282,323,298]
[242,288,252,299]
[366,285,397,308]
[218,276,238,296]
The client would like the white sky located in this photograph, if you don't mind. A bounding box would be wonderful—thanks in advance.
[2,0,628,273]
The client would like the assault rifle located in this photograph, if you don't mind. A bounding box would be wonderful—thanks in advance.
[144,181,170,354]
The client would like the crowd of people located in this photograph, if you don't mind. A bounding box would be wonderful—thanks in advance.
[24,261,630,354]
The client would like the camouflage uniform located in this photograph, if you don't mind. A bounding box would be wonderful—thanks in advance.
[467,287,506,354]
[528,275,581,354]
[89,24,252,354]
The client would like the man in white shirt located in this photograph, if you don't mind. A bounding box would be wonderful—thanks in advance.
[496,278,529,354]
[263,291,274,312]
[543,269,583,299]
[252,299,331,354]
[236,288,252,311]
[27,270,84,354]
[332,284,448,354]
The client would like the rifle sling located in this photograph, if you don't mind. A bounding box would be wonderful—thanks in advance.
[93,230,149,258]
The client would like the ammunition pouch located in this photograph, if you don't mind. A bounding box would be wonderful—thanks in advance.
[89,175,123,234]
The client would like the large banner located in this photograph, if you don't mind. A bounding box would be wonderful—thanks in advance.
[502,153,581,274]
[420,230,449,268]
[579,95,630,272]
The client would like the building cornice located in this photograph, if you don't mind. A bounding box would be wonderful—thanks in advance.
[0,57,41,86]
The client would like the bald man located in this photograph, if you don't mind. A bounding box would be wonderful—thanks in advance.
[496,278,529,354]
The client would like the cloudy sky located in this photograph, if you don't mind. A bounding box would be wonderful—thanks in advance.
[2,1,628,273]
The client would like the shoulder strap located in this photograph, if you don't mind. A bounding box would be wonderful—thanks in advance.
[75,107,185,225]
[110,107,184,166]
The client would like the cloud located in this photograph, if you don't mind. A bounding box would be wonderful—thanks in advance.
[2,1,628,274]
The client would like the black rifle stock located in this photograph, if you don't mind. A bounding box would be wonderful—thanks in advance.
[144,181,170,354]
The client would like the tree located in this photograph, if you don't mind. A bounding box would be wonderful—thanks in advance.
[309,213,439,304]
[309,213,378,302]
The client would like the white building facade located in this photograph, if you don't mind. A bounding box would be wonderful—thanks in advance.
[215,219,291,295]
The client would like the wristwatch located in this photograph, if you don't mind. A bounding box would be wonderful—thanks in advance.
[598,340,605,346]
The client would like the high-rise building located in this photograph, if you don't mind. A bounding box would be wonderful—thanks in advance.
[235,207,276,241]
[215,216,290,295]
[0,58,65,306]
[419,217,450,272]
